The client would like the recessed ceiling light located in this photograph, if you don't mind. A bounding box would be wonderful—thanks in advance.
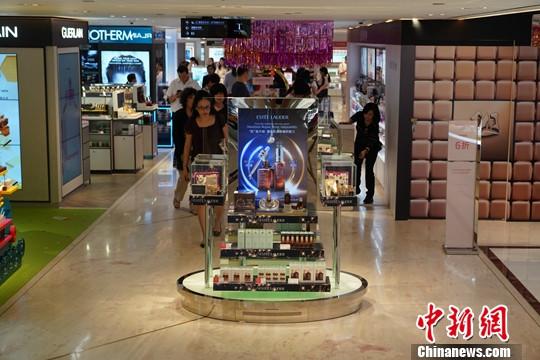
[440,13,445,16]
[220,5,226,8]
[348,26,353,30]
[109,14,115,17]
[428,13,433,16]
[460,7,465,10]
[122,15,127,18]
[31,3,40,6]
[367,23,373,27]
[385,19,393,23]
[143,18,147,21]
[482,6,487,9]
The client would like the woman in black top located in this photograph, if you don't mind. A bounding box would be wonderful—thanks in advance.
[182,90,228,246]
[350,102,382,204]
[173,87,197,209]
[210,83,228,121]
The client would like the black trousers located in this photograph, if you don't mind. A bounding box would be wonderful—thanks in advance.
[354,150,378,198]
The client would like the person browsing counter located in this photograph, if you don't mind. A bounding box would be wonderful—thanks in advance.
[350,102,383,204]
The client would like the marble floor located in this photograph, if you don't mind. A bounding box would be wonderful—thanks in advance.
[60,151,170,209]
[0,153,539,360]
[490,248,540,306]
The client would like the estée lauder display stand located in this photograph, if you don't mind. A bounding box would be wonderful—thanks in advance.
[177,98,367,323]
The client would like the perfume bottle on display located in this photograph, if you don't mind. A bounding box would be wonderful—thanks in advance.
[257,160,274,191]
[273,143,285,191]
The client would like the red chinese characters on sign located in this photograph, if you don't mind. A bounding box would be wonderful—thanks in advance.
[416,303,445,344]
[417,304,510,343]
[479,305,509,342]
[446,305,474,340]
[455,141,470,150]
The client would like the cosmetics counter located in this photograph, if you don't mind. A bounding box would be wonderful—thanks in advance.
[177,97,367,323]
[0,168,25,285]
[82,84,148,172]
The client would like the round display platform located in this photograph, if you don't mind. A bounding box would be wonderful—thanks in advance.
[177,269,368,323]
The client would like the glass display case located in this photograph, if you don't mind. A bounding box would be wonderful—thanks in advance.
[320,154,356,199]
[317,126,339,155]
[190,154,227,197]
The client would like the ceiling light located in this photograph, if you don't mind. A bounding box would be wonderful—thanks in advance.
[122,15,127,18]
[109,14,115,17]
[428,13,433,16]
[385,19,393,23]
[31,3,40,6]
[439,13,445,16]
[143,18,147,21]
[411,18,418,21]
[367,23,373,27]
[348,26,353,30]
[482,6,487,9]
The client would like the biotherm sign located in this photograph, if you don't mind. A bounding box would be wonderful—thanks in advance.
[88,26,153,44]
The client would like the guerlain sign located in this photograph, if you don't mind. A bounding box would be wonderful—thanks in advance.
[0,26,18,39]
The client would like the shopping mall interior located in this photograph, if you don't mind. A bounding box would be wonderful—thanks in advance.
[0,1,540,359]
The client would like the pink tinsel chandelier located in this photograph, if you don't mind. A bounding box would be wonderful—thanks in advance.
[224,20,334,67]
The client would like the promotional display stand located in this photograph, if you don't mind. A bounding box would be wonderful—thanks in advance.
[0,168,25,284]
[444,121,481,255]
[177,98,367,323]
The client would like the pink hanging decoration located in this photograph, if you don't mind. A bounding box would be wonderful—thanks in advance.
[224,20,334,67]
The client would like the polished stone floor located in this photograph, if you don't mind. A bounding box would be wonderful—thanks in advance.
[0,153,539,360]
[491,248,540,304]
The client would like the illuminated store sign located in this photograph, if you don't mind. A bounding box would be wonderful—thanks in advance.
[61,26,84,39]
[0,17,88,47]
[0,26,18,39]
[88,26,153,44]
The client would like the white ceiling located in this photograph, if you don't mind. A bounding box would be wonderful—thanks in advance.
[1,0,539,29]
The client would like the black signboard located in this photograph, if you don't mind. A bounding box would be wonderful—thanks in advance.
[50,18,88,47]
[0,17,87,48]
[181,18,251,38]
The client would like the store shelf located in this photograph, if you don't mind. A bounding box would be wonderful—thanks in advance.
[190,195,226,206]
[82,115,112,120]
[221,243,325,260]
[213,277,331,292]
[227,213,318,224]
[320,194,358,207]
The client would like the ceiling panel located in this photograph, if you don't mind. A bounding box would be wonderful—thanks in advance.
[0,0,539,27]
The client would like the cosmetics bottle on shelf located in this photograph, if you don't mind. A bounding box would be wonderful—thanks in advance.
[257,160,273,191]
[274,143,285,191]
[283,190,292,212]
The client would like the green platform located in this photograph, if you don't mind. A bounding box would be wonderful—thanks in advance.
[0,206,105,306]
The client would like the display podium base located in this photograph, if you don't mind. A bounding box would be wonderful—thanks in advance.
[177,269,367,323]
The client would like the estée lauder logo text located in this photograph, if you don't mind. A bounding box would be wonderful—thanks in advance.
[0,26,18,39]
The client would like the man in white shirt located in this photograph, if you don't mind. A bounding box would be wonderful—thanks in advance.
[166,64,201,113]
[338,56,348,105]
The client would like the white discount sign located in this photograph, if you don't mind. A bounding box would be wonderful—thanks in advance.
[448,120,480,162]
